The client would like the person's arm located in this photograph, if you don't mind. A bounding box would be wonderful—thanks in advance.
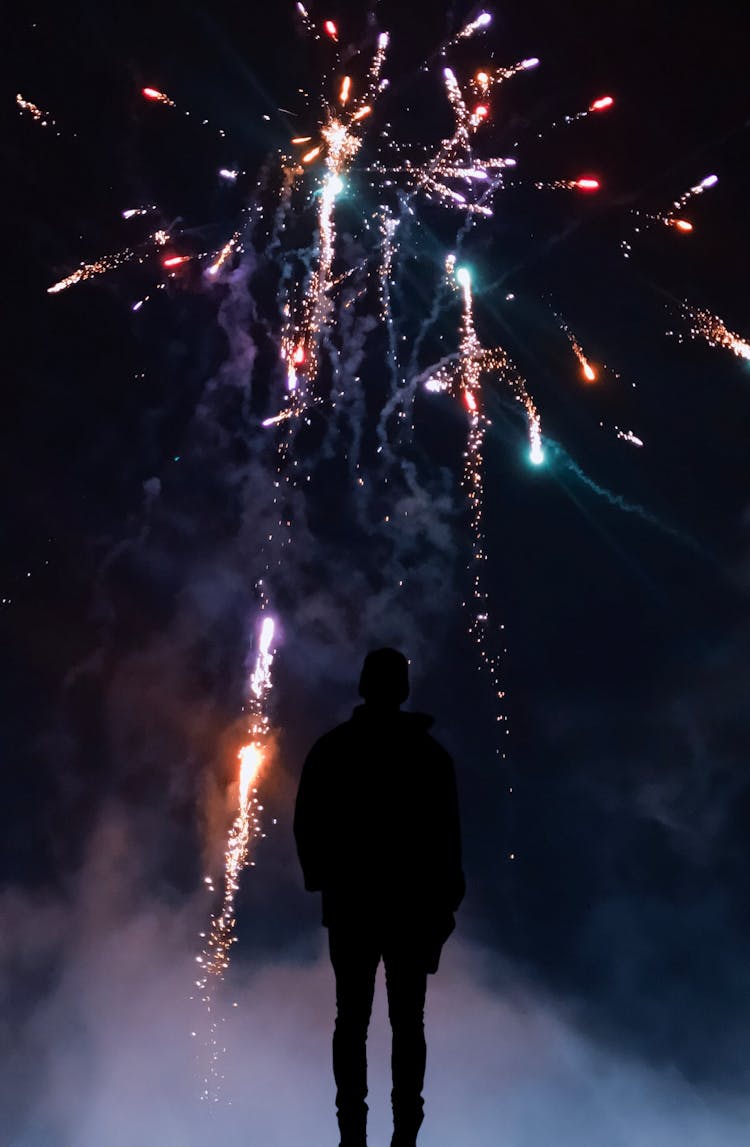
[293,740,327,892]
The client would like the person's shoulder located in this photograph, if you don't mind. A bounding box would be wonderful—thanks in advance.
[402,713,453,764]
[307,718,356,756]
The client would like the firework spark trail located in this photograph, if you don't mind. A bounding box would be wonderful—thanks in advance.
[682,304,750,362]
[616,427,644,446]
[444,9,493,50]
[47,247,137,293]
[666,172,719,219]
[454,267,509,739]
[193,611,276,1102]
[47,228,174,294]
[558,318,598,382]
[207,234,240,277]
[142,84,228,137]
[16,93,58,129]
[622,173,717,256]
[420,262,544,745]
[531,92,615,139]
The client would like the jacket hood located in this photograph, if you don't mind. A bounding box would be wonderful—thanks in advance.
[351,704,435,733]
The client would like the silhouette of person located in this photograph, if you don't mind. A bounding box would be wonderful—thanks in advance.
[294,648,465,1147]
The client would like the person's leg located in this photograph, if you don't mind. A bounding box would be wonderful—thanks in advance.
[383,944,428,1147]
[329,926,380,1147]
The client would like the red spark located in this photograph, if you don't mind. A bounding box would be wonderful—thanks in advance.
[589,95,614,111]
[464,390,477,412]
[143,87,165,101]
[324,19,338,40]
[575,177,600,191]
[163,255,189,268]
[474,104,490,120]
[293,345,306,365]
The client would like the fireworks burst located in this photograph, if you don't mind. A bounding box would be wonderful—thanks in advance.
[31,0,737,1096]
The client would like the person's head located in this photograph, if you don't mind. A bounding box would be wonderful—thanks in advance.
[358,647,409,708]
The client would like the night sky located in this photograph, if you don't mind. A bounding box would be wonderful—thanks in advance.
[3,1,750,1144]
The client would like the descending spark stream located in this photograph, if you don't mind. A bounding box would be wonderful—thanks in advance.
[193,613,276,1102]
[455,268,509,741]
[424,263,543,752]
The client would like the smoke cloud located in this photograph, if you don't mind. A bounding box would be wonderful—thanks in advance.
[2,814,749,1147]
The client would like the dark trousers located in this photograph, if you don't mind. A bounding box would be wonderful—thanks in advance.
[328,924,428,1147]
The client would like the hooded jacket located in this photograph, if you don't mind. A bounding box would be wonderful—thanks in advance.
[294,704,465,946]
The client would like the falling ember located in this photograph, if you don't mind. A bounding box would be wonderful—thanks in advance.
[47,248,134,293]
[195,612,277,1102]
[662,173,719,227]
[668,218,693,232]
[575,177,600,191]
[454,10,493,41]
[291,135,313,144]
[589,95,614,111]
[207,236,238,276]
[263,410,295,427]
[162,254,190,268]
[293,345,306,364]
[324,19,338,39]
[142,86,175,106]
[464,390,477,412]
[16,93,55,126]
[339,75,352,104]
[302,145,322,163]
[352,105,372,121]
[560,319,599,383]
[616,428,644,447]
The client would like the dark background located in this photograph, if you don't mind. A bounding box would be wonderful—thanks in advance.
[3,0,750,1134]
